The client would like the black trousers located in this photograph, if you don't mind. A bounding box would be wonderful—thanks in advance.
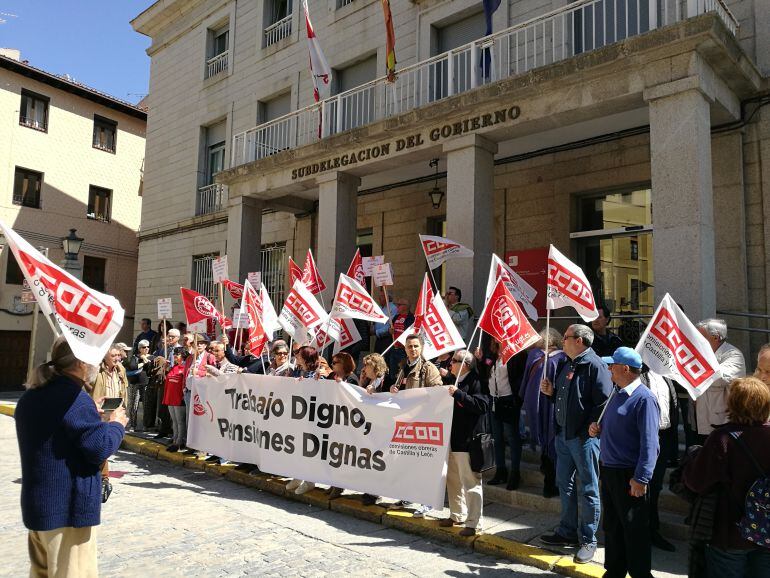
[600,466,653,578]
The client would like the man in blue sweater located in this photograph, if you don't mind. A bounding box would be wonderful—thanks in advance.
[589,347,660,578]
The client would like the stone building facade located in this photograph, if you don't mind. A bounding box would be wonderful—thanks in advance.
[0,52,146,388]
[132,0,770,362]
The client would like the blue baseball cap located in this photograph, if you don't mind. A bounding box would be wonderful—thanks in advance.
[601,347,642,369]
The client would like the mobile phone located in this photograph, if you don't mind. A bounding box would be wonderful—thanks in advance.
[101,397,123,412]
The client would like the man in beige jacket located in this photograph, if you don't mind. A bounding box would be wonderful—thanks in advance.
[692,319,746,442]
[392,334,443,391]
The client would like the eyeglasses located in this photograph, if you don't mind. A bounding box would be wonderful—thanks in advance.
[451,358,464,364]
[563,335,578,340]
[274,351,288,356]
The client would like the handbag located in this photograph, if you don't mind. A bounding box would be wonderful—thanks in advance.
[468,411,495,473]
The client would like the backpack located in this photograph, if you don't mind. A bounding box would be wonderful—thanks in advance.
[729,431,770,549]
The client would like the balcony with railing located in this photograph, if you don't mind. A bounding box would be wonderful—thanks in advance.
[264,14,293,47]
[206,50,229,78]
[196,183,228,215]
[233,0,739,168]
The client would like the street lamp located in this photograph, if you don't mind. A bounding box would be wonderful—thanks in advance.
[427,158,444,209]
[62,228,83,261]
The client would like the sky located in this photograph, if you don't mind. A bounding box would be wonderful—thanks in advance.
[0,1,155,104]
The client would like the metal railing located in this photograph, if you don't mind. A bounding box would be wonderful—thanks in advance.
[233,0,738,167]
[261,242,287,308]
[19,116,47,131]
[196,183,228,215]
[264,14,292,47]
[337,0,355,7]
[192,253,218,301]
[206,50,229,78]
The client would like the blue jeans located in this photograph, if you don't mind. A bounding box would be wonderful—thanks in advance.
[492,401,521,473]
[706,545,770,578]
[555,432,600,545]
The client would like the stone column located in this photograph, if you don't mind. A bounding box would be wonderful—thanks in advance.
[645,81,716,320]
[443,134,497,315]
[317,172,360,305]
[227,195,263,283]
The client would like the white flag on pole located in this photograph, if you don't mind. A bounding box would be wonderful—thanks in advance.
[546,244,599,322]
[330,274,388,323]
[0,219,124,365]
[395,292,466,359]
[635,293,722,400]
[419,234,474,270]
[278,280,328,344]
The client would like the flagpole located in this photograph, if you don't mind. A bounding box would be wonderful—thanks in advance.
[260,351,267,374]
[451,291,494,387]
[541,308,551,384]
[162,317,168,361]
[427,267,440,294]
[218,282,227,338]
[597,387,617,425]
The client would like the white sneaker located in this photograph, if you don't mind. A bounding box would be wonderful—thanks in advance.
[412,505,433,518]
[285,479,302,491]
[295,481,315,495]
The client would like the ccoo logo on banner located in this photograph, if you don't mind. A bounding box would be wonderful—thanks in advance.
[187,374,454,509]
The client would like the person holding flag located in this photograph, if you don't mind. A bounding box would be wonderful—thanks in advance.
[445,286,474,342]
[539,324,613,564]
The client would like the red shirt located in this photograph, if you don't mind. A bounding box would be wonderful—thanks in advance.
[163,365,186,406]
[392,313,412,349]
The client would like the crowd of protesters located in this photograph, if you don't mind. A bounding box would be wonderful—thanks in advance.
[16,292,770,577]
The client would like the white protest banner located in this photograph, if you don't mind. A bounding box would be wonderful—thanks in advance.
[362,255,384,276]
[419,234,473,270]
[0,219,125,365]
[373,263,393,287]
[247,272,261,288]
[212,256,229,284]
[635,293,722,400]
[188,373,453,509]
[157,298,172,319]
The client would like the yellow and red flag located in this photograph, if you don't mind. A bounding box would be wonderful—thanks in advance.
[381,0,397,82]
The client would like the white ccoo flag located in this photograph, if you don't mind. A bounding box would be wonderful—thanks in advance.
[419,234,474,270]
[278,280,328,344]
[485,253,539,321]
[0,220,124,365]
[546,245,599,322]
[635,293,722,400]
[330,274,388,323]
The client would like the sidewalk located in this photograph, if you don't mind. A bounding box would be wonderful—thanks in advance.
[0,402,686,578]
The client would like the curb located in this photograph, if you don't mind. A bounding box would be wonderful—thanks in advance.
[119,433,604,578]
[0,405,604,578]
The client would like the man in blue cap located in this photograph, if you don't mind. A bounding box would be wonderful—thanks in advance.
[589,347,660,578]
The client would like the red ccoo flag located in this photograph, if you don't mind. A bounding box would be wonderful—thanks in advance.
[302,249,327,295]
[346,248,366,286]
[419,234,474,270]
[242,280,269,357]
[288,256,303,288]
[479,277,539,364]
[222,279,244,300]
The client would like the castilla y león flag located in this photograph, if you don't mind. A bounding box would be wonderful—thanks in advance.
[396,275,465,358]
[330,274,388,323]
[0,220,124,365]
[180,288,224,326]
[546,245,598,322]
[635,293,722,400]
[419,234,473,270]
[278,280,328,343]
[479,277,539,364]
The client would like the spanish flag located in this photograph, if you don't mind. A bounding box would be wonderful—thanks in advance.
[381,0,397,82]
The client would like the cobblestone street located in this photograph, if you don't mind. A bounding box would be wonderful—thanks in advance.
[0,415,555,577]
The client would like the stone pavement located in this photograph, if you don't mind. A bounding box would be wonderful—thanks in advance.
[0,413,556,577]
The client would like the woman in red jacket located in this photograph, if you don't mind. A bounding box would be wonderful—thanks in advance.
[163,348,188,452]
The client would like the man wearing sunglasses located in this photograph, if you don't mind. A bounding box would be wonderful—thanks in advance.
[539,324,613,564]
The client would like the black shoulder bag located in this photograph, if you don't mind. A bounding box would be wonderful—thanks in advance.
[469,410,495,473]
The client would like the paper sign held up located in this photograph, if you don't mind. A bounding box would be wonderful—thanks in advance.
[157,298,172,319]
[21,291,35,303]
[212,256,229,283]
[233,308,250,329]
[362,255,384,276]
[373,263,393,287]
[247,272,261,288]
